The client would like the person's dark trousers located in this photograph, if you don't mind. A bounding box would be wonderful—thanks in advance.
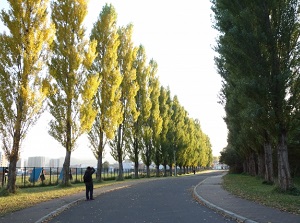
[85,182,94,200]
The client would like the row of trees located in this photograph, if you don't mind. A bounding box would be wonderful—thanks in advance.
[0,1,212,193]
[212,0,300,191]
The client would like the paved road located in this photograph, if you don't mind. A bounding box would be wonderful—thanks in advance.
[48,172,235,223]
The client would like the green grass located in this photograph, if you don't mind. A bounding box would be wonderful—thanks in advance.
[0,181,118,216]
[222,174,300,215]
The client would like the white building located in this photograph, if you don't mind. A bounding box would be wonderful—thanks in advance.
[0,151,8,167]
[17,158,24,168]
[27,156,46,167]
[213,162,228,170]
[49,158,60,167]
[123,159,134,169]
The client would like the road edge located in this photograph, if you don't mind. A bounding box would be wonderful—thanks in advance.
[193,175,258,223]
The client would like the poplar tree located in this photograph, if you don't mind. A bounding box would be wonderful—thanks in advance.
[88,4,122,181]
[49,0,98,186]
[167,96,185,176]
[173,107,188,174]
[154,86,170,176]
[128,45,151,178]
[212,0,300,190]
[264,0,300,191]
[0,0,54,193]
[192,120,203,168]
[141,60,162,177]
[160,87,173,176]
[178,117,194,171]
[199,130,212,168]
[110,24,139,181]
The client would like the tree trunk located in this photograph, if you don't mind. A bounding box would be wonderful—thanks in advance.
[257,152,265,178]
[62,150,71,186]
[133,138,139,179]
[170,164,173,176]
[154,150,160,177]
[96,151,102,182]
[7,106,22,193]
[243,160,247,173]
[163,164,167,177]
[264,141,274,183]
[249,153,256,176]
[134,159,139,179]
[117,161,124,181]
[146,165,150,178]
[117,125,124,181]
[7,157,17,193]
[62,99,72,186]
[156,165,160,177]
[144,143,151,178]
[96,131,104,181]
[277,131,292,191]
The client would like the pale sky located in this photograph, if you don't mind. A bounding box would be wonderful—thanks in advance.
[0,0,228,163]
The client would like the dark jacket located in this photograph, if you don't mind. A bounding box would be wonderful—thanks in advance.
[83,167,95,183]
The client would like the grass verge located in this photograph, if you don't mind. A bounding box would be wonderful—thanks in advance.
[0,181,118,216]
[222,173,300,215]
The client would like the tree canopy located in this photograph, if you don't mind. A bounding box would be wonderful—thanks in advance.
[212,0,300,190]
[0,1,213,190]
[0,0,54,193]
[48,0,98,186]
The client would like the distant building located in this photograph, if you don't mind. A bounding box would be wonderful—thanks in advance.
[0,151,8,167]
[49,158,60,168]
[27,156,46,167]
[212,160,228,170]
[112,159,134,170]
[59,157,65,167]
[17,158,24,168]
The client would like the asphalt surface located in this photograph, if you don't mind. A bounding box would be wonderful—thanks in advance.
[0,170,299,223]
[46,171,234,223]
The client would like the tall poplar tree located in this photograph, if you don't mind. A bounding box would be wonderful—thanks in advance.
[160,87,173,176]
[141,59,162,177]
[154,86,170,176]
[0,0,54,193]
[110,24,139,181]
[264,0,300,191]
[212,0,300,190]
[213,0,275,182]
[49,0,98,186]
[88,4,122,181]
[177,117,194,171]
[167,96,185,176]
[128,45,151,178]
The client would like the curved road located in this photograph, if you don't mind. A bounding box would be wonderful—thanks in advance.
[49,171,235,223]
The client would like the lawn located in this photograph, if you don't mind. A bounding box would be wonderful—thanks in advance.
[222,173,300,215]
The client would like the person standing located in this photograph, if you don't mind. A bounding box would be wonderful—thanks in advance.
[83,166,95,200]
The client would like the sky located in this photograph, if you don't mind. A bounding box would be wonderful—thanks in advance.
[0,0,228,163]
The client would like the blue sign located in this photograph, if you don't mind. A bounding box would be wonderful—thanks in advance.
[29,168,43,183]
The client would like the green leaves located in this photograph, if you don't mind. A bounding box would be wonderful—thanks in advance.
[213,0,300,188]
[0,0,55,193]
[48,0,98,185]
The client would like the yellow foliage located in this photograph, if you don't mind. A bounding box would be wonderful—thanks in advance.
[84,40,98,68]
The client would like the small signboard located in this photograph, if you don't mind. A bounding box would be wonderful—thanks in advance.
[29,168,43,183]
[59,168,64,180]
